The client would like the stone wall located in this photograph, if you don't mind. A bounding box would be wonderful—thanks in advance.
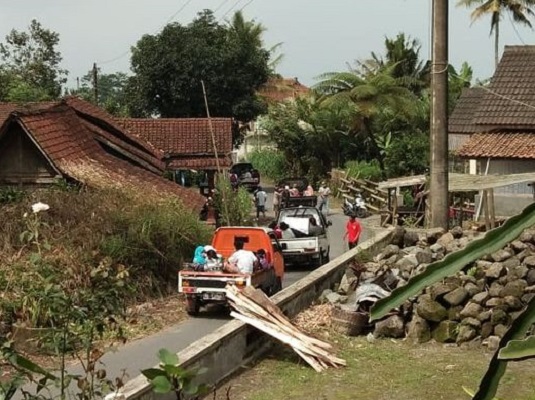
[330,226,535,350]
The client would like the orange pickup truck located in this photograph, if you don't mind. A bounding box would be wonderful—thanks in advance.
[178,226,285,316]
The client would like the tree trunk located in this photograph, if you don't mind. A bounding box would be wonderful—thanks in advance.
[494,19,500,70]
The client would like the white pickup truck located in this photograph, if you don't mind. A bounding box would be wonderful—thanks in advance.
[276,206,331,268]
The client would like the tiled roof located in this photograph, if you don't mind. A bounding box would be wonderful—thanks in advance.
[472,46,535,126]
[167,156,233,170]
[258,77,310,103]
[65,97,165,171]
[448,87,486,134]
[456,131,535,159]
[116,118,233,157]
[0,102,205,211]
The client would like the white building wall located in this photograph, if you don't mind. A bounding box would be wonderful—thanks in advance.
[487,159,535,195]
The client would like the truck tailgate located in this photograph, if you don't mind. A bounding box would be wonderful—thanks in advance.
[279,237,319,253]
[178,272,251,294]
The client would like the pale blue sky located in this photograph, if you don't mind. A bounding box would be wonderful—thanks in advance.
[1,0,534,88]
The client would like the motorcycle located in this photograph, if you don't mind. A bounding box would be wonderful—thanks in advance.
[342,193,368,218]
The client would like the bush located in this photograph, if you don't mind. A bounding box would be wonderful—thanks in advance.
[248,148,287,182]
[213,178,253,226]
[384,132,429,178]
[344,160,383,182]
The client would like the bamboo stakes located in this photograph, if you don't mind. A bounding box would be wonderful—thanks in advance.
[226,286,346,372]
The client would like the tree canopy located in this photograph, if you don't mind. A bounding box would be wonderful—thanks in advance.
[0,19,67,102]
[127,10,271,141]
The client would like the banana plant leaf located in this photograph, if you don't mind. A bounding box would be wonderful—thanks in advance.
[498,335,535,360]
[473,297,535,400]
[370,201,535,321]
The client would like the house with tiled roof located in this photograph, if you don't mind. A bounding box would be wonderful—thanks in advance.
[0,98,205,211]
[448,45,535,214]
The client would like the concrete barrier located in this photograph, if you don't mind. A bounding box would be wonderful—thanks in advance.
[112,228,394,400]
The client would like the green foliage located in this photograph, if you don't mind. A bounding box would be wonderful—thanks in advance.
[248,148,287,182]
[344,160,383,182]
[213,178,253,226]
[0,19,67,101]
[68,69,131,117]
[498,335,535,360]
[0,187,26,204]
[383,132,429,178]
[142,348,209,399]
[370,202,535,400]
[127,10,271,145]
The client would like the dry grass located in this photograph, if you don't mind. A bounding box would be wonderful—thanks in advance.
[213,306,535,400]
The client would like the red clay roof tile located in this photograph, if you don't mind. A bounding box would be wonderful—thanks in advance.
[456,131,535,159]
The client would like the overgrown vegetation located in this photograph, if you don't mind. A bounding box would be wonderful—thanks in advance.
[213,178,253,226]
[248,148,287,183]
[0,185,211,335]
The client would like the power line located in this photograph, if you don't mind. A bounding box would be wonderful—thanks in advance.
[507,12,526,44]
[214,0,231,13]
[238,0,254,13]
[97,0,194,65]
[221,0,243,20]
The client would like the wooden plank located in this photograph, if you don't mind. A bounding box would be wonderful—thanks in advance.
[483,190,491,231]
[489,188,496,229]
[366,203,380,212]
[369,193,387,203]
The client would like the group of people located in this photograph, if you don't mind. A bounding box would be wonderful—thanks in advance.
[268,216,324,240]
[192,241,271,275]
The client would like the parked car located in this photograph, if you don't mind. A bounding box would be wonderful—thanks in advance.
[229,162,260,191]
[178,226,285,316]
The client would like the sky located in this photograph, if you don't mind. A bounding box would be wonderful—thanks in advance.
[0,0,534,88]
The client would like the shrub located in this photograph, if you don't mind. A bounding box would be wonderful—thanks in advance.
[344,160,383,182]
[248,148,287,182]
[213,178,253,226]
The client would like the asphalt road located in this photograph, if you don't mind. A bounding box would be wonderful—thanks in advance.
[21,189,373,397]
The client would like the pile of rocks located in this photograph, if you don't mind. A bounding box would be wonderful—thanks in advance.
[325,226,535,349]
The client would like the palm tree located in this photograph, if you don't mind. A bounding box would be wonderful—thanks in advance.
[314,64,418,172]
[457,0,535,68]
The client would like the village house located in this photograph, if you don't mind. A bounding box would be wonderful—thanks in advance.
[116,117,233,190]
[0,97,205,211]
[449,45,535,215]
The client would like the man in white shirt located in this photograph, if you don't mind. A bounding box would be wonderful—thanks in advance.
[254,186,267,219]
[317,182,331,213]
[224,241,258,274]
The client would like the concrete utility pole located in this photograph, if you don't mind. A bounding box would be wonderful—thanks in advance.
[429,0,449,229]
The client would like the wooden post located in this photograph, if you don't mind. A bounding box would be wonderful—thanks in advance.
[483,190,491,231]
[392,188,398,226]
[489,188,496,229]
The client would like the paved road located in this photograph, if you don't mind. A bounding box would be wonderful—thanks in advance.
[22,190,375,396]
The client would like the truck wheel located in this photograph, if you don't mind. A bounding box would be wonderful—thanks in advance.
[272,277,283,295]
[185,296,200,316]
[313,253,324,269]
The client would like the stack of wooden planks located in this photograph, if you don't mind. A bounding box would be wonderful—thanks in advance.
[226,285,346,372]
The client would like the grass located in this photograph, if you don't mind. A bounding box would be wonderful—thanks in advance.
[215,329,535,400]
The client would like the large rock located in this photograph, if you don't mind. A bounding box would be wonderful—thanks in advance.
[450,226,463,239]
[416,297,448,322]
[491,249,513,262]
[484,335,501,351]
[456,325,477,344]
[432,320,458,343]
[511,240,528,252]
[338,274,357,295]
[406,315,431,343]
[523,255,535,268]
[429,243,445,253]
[437,232,455,247]
[486,297,504,307]
[443,287,469,306]
[461,317,481,329]
[519,230,534,243]
[415,249,433,265]
[464,282,480,297]
[460,302,483,319]
[508,265,528,281]
[500,280,528,298]
[477,310,491,322]
[430,282,457,301]
[472,291,489,305]
[395,255,419,272]
[486,263,506,279]
[503,295,524,311]
[391,226,406,247]
[503,256,521,270]
[325,292,344,305]
[527,269,535,286]
[490,309,510,326]
[403,231,420,248]
[380,244,400,260]
[489,282,504,297]
[448,305,463,321]
[319,289,333,302]
[494,324,509,338]
[373,315,405,338]
[481,322,494,339]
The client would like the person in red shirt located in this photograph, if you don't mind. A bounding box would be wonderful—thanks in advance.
[344,214,362,249]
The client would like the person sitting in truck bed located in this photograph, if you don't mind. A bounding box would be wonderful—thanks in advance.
[304,185,314,196]
[279,222,296,239]
[223,240,258,275]
[308,216,323,236]
[256,249,271,270]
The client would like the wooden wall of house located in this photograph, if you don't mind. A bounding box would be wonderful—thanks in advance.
[486,159,535,196]
[0,125,58,185]
[448,133,470,152]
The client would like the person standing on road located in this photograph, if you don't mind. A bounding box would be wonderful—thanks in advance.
[254,186,267,219]
[343,214,362,249]
[318,181,331,213]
